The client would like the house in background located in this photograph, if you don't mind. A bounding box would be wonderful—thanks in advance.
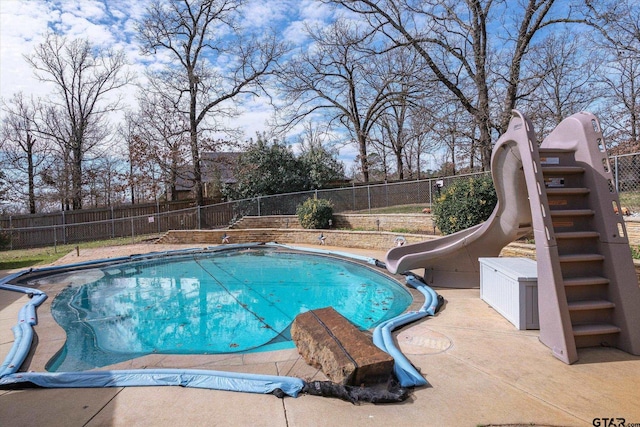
[173,152,241,202]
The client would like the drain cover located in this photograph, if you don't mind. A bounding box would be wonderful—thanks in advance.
[396,326,452,355]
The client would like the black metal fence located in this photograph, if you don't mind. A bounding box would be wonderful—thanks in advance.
[1,152,638,250]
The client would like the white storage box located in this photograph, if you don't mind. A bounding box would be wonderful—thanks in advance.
[479,257,539,330]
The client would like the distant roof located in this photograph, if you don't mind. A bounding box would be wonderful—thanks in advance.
[175,152,241,191]
[201,152,241,184]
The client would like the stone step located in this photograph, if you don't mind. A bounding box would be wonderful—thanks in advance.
[291,307,395,386]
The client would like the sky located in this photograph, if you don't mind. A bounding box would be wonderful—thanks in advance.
[0,0,360,163]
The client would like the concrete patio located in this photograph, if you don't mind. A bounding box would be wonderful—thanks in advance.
[1,243,639,426]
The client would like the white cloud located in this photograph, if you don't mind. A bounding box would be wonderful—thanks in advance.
[0,0,54,41]
[242,0,291,28]
[56,11,115,43]
[0,0,54,98]
[58,0,106,20]
[299,0,334,21]
[280,0,335,46]
[0,0,149,108]
[0,0,357,164]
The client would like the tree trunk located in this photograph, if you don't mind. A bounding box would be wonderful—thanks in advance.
[357,134,369,182]
[27,135,36,214]
[395,150,404,180]
[72,144,83,210]
[169,162,178,202]
[190,129,204,206]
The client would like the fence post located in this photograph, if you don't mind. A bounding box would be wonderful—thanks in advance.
[110,205,115,239]
[614,155,619,192]
[352,183,356,211]
[156,199,161,233]
[9,215,12,251]
[62,210,66,244]
[197,206,201,229]
[6,158,637,248]
[385,181,388,207]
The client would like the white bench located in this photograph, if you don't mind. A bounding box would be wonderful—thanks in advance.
[479,257,539,330]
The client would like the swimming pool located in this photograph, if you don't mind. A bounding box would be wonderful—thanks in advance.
[45,246,412,372]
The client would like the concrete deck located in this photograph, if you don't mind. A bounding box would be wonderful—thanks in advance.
[1,243,639,426]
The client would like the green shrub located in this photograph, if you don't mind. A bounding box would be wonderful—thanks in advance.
[296,198,334,229]
[632,245,640,259]
[0,232,9,250]
[433,175,497,235]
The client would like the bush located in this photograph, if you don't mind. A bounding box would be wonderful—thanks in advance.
[296,198,334,229]
[433,175,497,235]
[0,232,9,250]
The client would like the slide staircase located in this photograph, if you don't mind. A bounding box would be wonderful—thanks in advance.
[385,110,640,363]
[534,112,640,364]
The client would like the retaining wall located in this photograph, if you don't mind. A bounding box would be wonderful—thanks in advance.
[161,215,640,283]
[232,214,640,245]
[156,228,430,251]
[232,214,439,235]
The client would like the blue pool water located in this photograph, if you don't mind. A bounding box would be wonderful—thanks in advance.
[47,248,412,372]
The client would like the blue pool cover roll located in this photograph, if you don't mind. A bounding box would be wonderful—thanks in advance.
[0,263,306,397]
[0,245,440,397]
[0,369,306,397]
[372,273,440,387]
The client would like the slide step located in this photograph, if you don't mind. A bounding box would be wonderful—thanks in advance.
[555,231,599,239]
[550,209,595,217]
[568,299,615,311]
[541,166,585,174]
[559,254,605,263]
[573,323,620,336]
[546,188,590,196]
[563,276,610,286]
[539,148,576,155]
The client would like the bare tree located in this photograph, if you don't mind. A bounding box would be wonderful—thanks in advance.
[597,55,640,153]
[327,0,579,170]
[404,106,435,179]
[38,105,75,211]
[84,156,126,208]
[431,103,475,175]
[584,0,640,56]
[25,34,132,210]
[403,94,456,178]
[583,0,640,152]
[137,0,287,205]
[118,112,145,204]
[278,19,410,182]
[0,170,7,213]
[0,92,50,213]
[375,106,407,180]
[517,30,603,141]
[371,49,426,180]
[135,91,191,201]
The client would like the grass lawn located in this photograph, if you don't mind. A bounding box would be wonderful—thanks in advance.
[0,235,156,271]
[1,203,638,272]
[356,204,640,259]
[619,190,640,212]
[355,203,429,214]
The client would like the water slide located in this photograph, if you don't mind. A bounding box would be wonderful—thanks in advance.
[385,110,640,364]
[385,110,537,287]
